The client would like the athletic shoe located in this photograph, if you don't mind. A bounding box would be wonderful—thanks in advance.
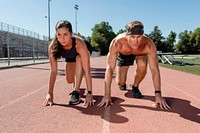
[132,86,143,98]
[119,84,126,90]
[69,91,80,105]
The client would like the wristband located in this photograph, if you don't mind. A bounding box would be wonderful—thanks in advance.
[88,91,92,94]
[155,90,161,93]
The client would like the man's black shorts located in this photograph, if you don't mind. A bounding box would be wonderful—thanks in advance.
[117,53,136,66]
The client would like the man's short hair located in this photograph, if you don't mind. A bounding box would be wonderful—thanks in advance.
[126,21,144,35]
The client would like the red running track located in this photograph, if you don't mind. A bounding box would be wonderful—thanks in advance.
[0,56,200,133]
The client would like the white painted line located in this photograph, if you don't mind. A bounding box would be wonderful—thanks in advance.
[102,106,110,133]
[0,77,65,110]
[0,71,47,83]
[162,80,200,101]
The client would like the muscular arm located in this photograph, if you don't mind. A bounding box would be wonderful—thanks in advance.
[98,39,120,107]
[104,49,118,97]
[148,41,170,109]
[148,41,161,92]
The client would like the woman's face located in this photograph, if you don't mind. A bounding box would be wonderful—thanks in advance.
[56,27,73,46]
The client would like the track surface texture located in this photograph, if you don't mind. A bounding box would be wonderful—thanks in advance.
[0,56,200,133]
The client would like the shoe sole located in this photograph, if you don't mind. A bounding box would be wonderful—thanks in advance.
[119,87,126,90]
[69,99,80,105]
[132,92,143,98]
[134,95,143,98]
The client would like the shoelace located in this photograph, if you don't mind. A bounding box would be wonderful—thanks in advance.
[69,91,76,95]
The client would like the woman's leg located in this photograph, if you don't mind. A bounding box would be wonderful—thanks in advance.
[67,56,83,105]
[65,62,76,89]
[74,55,84,92]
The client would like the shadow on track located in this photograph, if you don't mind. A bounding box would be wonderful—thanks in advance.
[123,90,200,124]
[52,89,128,123]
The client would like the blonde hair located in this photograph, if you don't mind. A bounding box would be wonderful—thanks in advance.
[126,21,144,30]
[125,21,144,35]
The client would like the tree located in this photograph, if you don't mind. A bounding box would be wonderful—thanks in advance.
[165,31,177,52]
[190,28,200,54]
[116,29,126,36]
[175,30,191,54]
[147,26,166,52]
[91,21,116,55]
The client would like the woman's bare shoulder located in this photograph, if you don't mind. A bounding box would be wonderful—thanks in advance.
[75,36,84,46]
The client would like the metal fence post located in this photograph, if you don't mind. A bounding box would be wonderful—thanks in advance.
[32,38,35,63]
[6,32,10,66]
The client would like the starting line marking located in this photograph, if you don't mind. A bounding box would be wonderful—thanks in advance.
[102,106,110,133]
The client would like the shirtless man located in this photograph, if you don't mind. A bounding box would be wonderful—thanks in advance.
[98,21,170,109]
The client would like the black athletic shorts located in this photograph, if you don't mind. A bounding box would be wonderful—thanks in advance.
[65,49,92,63]
[117,53,136,66]
[65,58,76,62]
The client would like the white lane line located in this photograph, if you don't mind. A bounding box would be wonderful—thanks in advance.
[162,80,200,101]
[0,77,65,110]
[102,106,110,133]
[0,71,47,83]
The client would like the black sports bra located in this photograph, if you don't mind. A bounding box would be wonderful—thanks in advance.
[62,36,78,59]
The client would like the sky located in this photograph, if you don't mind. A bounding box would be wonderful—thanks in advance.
[0,0,199,40]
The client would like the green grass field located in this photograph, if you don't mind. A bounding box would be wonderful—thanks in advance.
[159,55,200,76]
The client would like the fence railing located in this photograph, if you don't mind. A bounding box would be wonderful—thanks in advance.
[0,21,48,41]
[0,29,49,66]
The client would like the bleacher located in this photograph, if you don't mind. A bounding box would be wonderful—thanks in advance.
[0,22,49,59]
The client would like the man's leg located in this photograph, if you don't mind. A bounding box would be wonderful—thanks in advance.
[116,66,129,90]
[116,53,135,90]
[132,55,147,98]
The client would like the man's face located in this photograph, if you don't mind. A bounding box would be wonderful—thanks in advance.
[127,35,142,50]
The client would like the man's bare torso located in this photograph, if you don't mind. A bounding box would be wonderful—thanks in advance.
[114,33,152,56]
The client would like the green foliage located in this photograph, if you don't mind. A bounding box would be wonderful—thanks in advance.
[190,28,200,53]
[147,26,176,52]
[175,28,200,54]
[116,29,126,36]
[176,30,191,53]
[165,31,177,52]
[77,21,200,54]
[148,26,167,52]
[91,21,116,55]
